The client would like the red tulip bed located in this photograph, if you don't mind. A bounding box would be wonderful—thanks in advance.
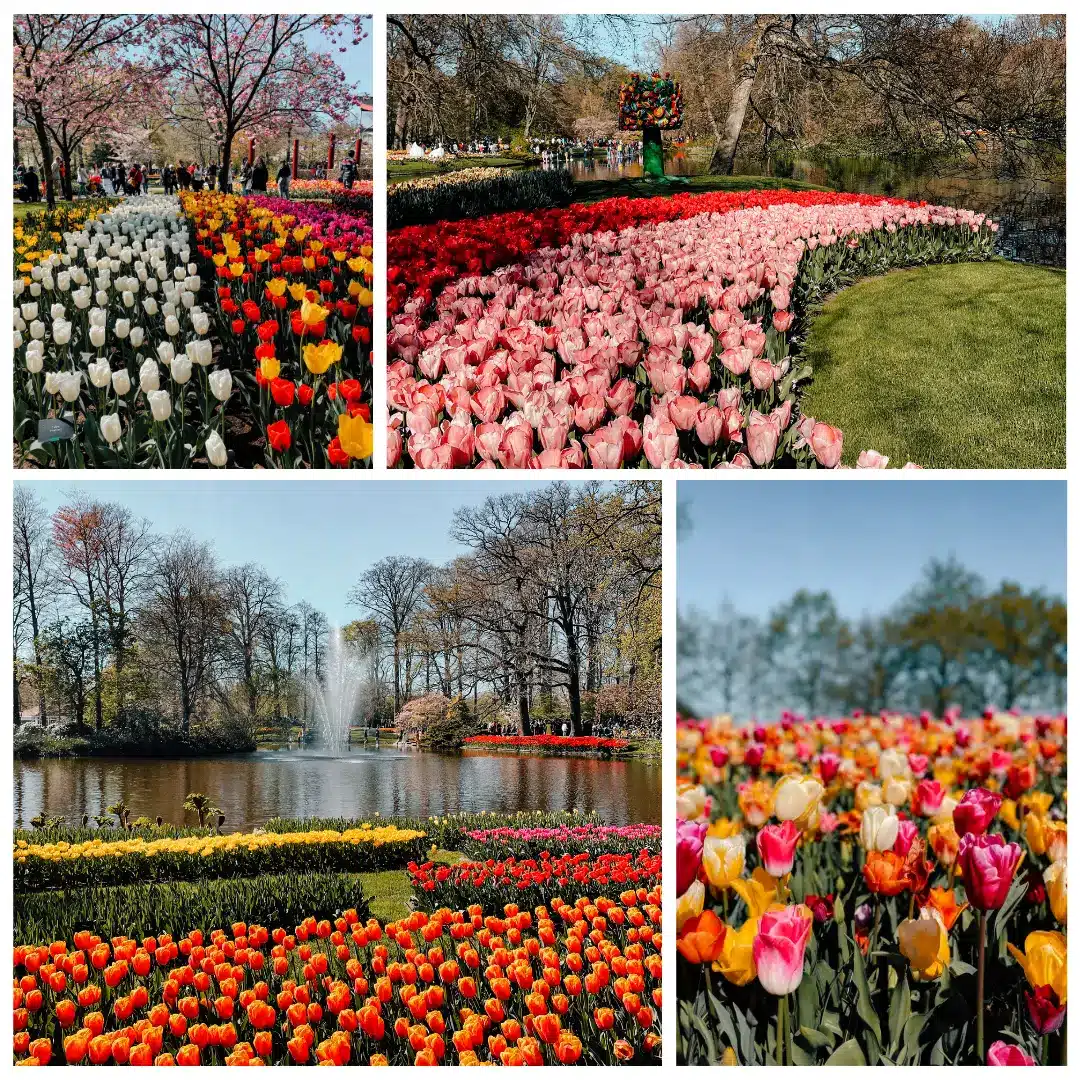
[387,188,997,468]
[463,734,629,755]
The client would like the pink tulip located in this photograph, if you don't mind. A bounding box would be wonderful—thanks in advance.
[752,905,813,995]
[773,309,794,332]
[746,410,781,466]
[857,449,889,468]
[694,406,725,447]
[582,427,624,469]
[756,820,800,877]
[957,833,1023,911]
[604,377,636,417]
[818,752,841,785]
[668,395,703,432]
[677,817,707,895]
[497,424,533,469]
[987,1041,1037,1066]
[892,819,918,857]
[810,422,843,468]
[912,779,945,817]
[642,414,680,468]
[573,393,606,433]
[386,424,402,468]
[953,787,1003,837]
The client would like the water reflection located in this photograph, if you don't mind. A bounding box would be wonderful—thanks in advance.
[549,152,1064,267]
[13,748,661,830]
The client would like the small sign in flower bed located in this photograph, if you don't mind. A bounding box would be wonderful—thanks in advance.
[463,734,630,757]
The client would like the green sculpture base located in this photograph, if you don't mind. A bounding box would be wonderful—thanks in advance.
[642,125,664,177]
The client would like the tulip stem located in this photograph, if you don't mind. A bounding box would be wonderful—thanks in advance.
[976,911,986,1062]
[776,994,787,1066]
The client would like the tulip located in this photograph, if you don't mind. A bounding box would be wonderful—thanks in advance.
[139,358,160,394]
[676,817,707,895]
[208,369,233,402]
[1044,859,1066,924]
[1007,930,1067,1003]
[860,805,899,852]
[88,359,112,388]
[756,820,799,877]
[753,905,812,995]
[676,879,704,931]
[953,787,1003,837]
[1024,984,1066,1035]
[703,835,745,889]
[897,912,948,980]
[959,833,1023,911]
[773,775,824,830]
[111,369,131,396]
[99,414,122,445]
[58,372,82,402]
[205,431,228,468]
[677,910,725,965]
[986,1041,1037,1066]
[148,390,172,422]
[715,917,758,987]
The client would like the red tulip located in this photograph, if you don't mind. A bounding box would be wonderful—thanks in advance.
[266,421,291,454]
[953,787,1003,837]
[957,833,1023,911]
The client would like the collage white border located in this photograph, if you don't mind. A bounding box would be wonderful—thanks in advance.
[2,2,1074,1071]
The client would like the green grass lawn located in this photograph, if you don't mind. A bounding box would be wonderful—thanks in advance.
[388,156,534,183]
[801,260,1066,469]
[571,173,826,204]
[362,849,464,923]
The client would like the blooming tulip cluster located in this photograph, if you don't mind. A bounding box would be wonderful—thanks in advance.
[675,709,1066,1066]
[12,896,660,1066]
[462,734,628,752]
[13,190,373,468]
[388,189,996,468]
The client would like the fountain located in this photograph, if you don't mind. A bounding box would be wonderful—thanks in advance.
[310,627,367,751]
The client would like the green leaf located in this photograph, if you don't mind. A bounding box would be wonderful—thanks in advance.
[800,1026,835,1049]
[825,1039,867,1066]
[852,940,883,1043]
[949,958,977,977]
[888,978,911,1051]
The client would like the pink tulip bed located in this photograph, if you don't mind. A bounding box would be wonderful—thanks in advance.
[387,189,997,469]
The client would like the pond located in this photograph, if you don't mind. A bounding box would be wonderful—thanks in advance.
[555,152,1065,267]
[13,747,661,831]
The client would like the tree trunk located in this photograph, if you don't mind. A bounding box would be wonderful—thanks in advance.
[709,30,765,175]
[32,106,56,209]
[517,678,531,736]
[392,639,401,716]
[60,141,74,201]
[219,131,235,192]
[14,669,22,726]
[567,635,583,736]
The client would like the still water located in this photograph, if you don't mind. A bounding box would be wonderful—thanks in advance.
[560,152,1064,267]
[13,747,661,830]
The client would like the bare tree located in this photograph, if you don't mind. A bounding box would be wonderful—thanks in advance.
[13,486,53,726]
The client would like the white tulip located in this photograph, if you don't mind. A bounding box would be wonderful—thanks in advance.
[58,371,82,402]
[860,805,900,852]
[148,390,172,422]
[180,291,195,310]
[50,303,66,320]
[88,359,112,388]
[56,271,71,292]
[191,310,209,335]
[164,315,180,337]
[29,282,42,296]
[170,354,192,385]
[156,341,174,364]
[52,319,72,345]
[186,340,213,367]
[89,307,107,328]
[73,287,91,309]
[205,430,228,467]
[112,368,131,396]
[44,372,62,395]
[13,330,22,350]
[89,325,106,347]
[30,320,46,340]
[25,351,43,374]
[95,290,109,307]
[139,358,160,394]
[20,302,38,321]
[208,368,232,402]
[99,413,122,444]
[122,290,135,308]
[142,297,158,316]
[129,326,145,347]
[114,319,130,339]
[13,315,25,333]
[13,278,25,296]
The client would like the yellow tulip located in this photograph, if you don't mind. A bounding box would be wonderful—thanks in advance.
[737,780,773,827]
[308,239,324,254]
[730,867,779,919]
[721,1047,739,1066]
[702,835,745,889]
[706,818,741,839]
[676,879,705,931]
[338,412,373,460]
[212,253,228,267]
[712,917,758,986]
[303,339,342,375]
[1044,859,1067,925]
[300,298,331,327]
[898,913,948,980]
[259,356,280,381]
[1023,812,1051,855]
[675,783,710,822]
[855,781,884,812]
[267,278,288,297]
[1008,930,1067,1002]
[288,282,308,302]
[229,262,245,278]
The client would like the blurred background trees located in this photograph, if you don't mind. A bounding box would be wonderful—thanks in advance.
[678,554,1066,720]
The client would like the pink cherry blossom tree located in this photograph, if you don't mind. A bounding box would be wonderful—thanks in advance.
[154,15,369,190]
[13,15,150,207]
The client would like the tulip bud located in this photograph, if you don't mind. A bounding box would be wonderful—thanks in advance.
[114,319,130,339]
[88,325,106,348]
[58,372,82,402]
[88,359,112,388]
[129,326,145,348]
[25,350,43,374]
[112,369,131,396]
[148,390,172,422]
[139,358,160,394]
[165,315,180,336]
[208,369,232,402]
[205,430,228,467]
[99,413,122,444]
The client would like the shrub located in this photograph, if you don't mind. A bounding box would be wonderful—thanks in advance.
[388,167,574,228]
[14,872,372,943]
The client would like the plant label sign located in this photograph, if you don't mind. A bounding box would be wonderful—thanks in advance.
[37,418,75,443]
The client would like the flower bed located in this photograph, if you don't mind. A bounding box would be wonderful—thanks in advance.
[388,168,574,229]
[13,898,661,1065]
[675,710,1066,1066]
[290,178,373,202]
[13,192,373,469]
[14,825,425,892]
[409,851,662,912]
[459,824,660,859]
[386,190,996,469]
[13,199,122,276]
[463,734,629,754]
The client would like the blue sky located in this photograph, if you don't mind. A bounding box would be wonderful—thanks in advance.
[308,21,372,97]
[678,478,1066,622]
[20,478,554,627]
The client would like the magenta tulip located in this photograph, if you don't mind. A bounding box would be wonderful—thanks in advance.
[753,905,813,995]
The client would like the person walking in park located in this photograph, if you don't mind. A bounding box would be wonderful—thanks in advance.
[276,158,291,198]
[339,151,357,190]
[251,156,269,192]
[240,160,252,194]
[19,165,40,202]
